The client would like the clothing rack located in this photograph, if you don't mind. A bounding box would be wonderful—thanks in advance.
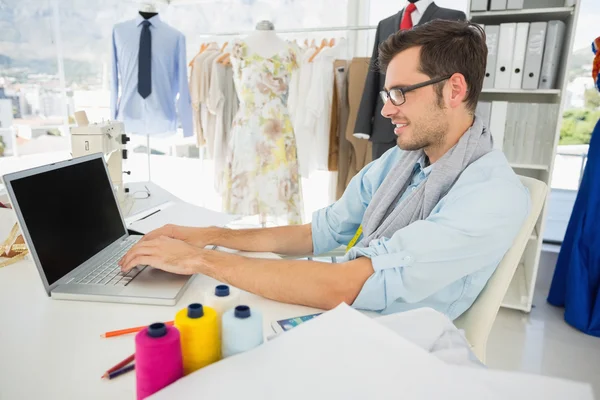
[195,25,377,37]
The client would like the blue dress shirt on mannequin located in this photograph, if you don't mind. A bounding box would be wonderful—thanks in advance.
[111,14,193,137]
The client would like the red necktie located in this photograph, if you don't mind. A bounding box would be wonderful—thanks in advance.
[400,3,417,30]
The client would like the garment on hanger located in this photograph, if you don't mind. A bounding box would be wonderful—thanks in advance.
[354,0,466,160]
[208,58,239,193]
[190,43,219,147]
[223,41,303,224]
[289,39,346,178]
[344,58,373,188]
[333,60,351,200]
[111,14,193,137]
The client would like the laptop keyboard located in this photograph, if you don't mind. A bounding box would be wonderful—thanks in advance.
[74,238,144,286]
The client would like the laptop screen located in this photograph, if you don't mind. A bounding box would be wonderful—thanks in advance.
[9,157,127,286]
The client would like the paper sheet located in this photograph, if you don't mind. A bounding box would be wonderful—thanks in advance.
[128,202,238,234]
[150,304,593,400]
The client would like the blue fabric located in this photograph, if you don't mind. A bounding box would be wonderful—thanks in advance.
[548,119,600,337]
[111,14,193,137]
[312,147,530,320]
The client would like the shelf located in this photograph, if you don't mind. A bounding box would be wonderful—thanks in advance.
[509,163,549,171]
[470,6,574,23]
[501,263,530,311]
[481,88,560,95]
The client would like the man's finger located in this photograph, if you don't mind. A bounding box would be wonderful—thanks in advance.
[121,255,158,272]
[119,240,159,267]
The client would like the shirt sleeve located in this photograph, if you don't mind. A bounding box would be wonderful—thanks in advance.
[348,177,531,312]
[110,27,119,120]
[176,34,194,137]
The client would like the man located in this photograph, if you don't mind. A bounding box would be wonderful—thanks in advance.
[120,20,530,320]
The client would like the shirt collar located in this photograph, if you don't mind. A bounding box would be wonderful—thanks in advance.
[135,14,161,27]
[407,0,434,14]
[414,154,433,176]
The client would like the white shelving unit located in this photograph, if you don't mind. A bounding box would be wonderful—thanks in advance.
[468,0,581,312]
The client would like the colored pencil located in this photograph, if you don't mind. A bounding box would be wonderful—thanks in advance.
[101,353,135,379]
[107,364,135,380]
[101,320,174,338]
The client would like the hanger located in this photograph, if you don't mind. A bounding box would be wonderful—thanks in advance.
[309,38,329,63]
[329,38,336,47]
[220,42,229,52]
[310,38,316,47]
[217,52,230,65]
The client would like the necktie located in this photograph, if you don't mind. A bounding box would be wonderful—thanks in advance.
[400,3,417,30]
[138,20,152,99]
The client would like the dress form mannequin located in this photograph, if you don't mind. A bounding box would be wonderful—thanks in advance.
[244,20,288,58]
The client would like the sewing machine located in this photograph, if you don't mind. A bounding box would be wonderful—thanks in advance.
[70,112,130,205]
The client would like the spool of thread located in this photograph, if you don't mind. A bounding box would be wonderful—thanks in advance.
[135,322,183,400]
[175,303,220,375]
[204,284,240,327]
[222,305,264,358]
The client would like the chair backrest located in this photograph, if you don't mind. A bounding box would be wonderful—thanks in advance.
[453,175,548,364]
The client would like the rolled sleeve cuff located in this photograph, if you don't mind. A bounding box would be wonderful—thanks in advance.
[344,239,414,312]
[311,207,346,255]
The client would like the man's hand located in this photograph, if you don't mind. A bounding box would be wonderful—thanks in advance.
[119,236,204,275]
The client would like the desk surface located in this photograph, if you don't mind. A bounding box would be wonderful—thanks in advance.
[0,180,321,399]
[0,258,322,399]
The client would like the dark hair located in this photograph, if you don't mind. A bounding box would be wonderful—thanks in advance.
[378,19,487,113]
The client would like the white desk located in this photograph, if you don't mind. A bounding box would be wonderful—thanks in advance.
[0,180,322,399]
[0,257,322,399]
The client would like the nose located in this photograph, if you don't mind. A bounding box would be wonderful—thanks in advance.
[381,98,398,119]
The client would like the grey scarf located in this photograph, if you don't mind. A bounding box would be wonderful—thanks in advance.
[359,116,493,247]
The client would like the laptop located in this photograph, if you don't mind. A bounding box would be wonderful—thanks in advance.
[2,153,194,305]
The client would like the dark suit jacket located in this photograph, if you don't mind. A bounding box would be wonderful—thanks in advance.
[354,2,466,145]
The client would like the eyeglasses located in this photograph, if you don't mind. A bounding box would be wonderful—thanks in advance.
[379,75,453,106]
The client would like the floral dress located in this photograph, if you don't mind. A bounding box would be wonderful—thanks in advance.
[223,41,303,224]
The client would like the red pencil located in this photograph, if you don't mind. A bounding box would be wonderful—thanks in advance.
[101,354,135,379]
[101,320,174,338]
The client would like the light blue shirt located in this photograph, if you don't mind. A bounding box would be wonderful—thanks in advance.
[312,148,530,320]
[111,15,193,137]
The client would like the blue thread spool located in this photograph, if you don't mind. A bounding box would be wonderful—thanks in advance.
[221,305,263,358]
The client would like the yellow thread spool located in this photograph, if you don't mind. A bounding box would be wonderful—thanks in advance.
[175,303,221,375]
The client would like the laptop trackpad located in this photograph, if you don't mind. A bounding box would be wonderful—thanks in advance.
[124,266,191,298]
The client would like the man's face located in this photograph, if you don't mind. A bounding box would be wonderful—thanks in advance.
[381,46,449,151]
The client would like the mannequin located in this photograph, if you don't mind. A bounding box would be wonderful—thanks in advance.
[139,3,158,19]
[244,20,288,58]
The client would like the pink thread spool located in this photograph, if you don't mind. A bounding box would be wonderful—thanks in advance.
[135,322,183,400]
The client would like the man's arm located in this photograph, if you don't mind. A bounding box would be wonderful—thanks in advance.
[120,237,374,310]
[202,224,314,256]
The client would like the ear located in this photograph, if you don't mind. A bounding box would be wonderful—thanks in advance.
[446,73,468,109]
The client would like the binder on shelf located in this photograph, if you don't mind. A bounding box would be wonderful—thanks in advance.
[513,102,528,163]
[503,103,519,161]
[533,104,548,165]
[506,0,523,9]
[522,22,547,90]
[490,101,508,151]
[490,0,507,10]
[509,23,530,89]
[476,101,492,129]
[524,103,539,165]
[522,0,565,8]
[484,25,500,89]
[471,0,489,11]
[539,20,566,90]
[494,23,517,89]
